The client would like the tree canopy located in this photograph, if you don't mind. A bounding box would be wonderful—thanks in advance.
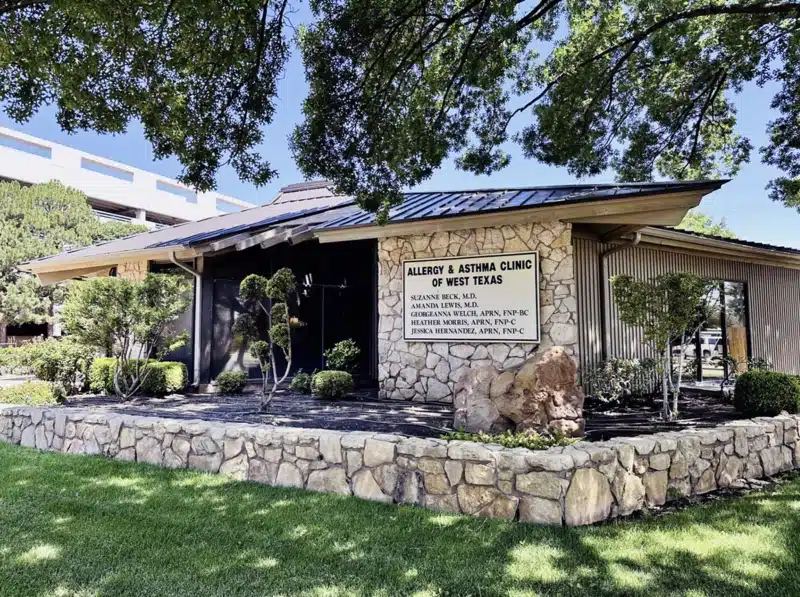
[3,1,800,215]
[676,210,736,238]
[0,180,147,340]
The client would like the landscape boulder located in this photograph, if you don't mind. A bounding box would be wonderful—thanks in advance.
[453,346,584,437]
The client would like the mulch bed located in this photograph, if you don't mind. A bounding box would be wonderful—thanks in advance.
[60,387,742,442]
[62,390,454,438]
[583,390,741,441]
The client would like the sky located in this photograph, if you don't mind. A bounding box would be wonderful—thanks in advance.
[2,36,798,248]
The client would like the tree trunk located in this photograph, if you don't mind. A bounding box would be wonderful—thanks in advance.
[661,347,670,421]
[260,374,271,410]
[0,321,7,345]
[674,343,685,419]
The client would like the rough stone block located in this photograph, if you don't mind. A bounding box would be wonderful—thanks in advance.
[519,497,562,525]
[307,467,351,495]
[564,468,613,526]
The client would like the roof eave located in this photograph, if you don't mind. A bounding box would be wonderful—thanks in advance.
[21,246,198,275]
[639,227,800,269]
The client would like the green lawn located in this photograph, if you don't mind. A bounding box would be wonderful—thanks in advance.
[2,443,800,597]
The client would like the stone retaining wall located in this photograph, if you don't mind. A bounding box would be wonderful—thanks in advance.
[377,221,578,403]
[2,406,798,526]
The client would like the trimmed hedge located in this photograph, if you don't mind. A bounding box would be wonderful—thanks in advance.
[0,381,59,406]
[89,358,187,396]
[311,370,353,399]
[215,370,249,394]
[734,370,800,416]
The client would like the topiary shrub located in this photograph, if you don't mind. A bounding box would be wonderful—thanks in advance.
[88,358,187,396]
[215,370,249,394]
[323,339,361,372]
[734,370,800,416]
[0,381,59,405]
[290,371,312,394]
[311,370,353,399]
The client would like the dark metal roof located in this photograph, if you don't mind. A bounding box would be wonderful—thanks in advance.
[147,204,351,248]
[663,227,800,256]
[318,180,726,230]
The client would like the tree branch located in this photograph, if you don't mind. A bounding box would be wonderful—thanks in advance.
[506,1,800,132]
[0,0,49,16]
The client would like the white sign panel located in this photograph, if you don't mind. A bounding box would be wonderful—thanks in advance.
[403,252,540,343]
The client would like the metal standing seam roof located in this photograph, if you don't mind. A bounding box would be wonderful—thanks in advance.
[317,180,726,230]
[147,203,353,248]
[24,179,731,270]
[24,191,351,267]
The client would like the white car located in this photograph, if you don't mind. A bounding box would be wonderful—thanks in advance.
[672,332,723,359]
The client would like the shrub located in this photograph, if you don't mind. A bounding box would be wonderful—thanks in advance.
[88,358,187,396]
[89,357,116,394]
[215,370,249,394]
[290,371,313,394]
[323,339,361,372]
[441,430,576,451]
[25,338,94,393]
[586,358,658,404]
[0,346,28,375]
[311,370,353,399]
[0,381,59,406]
[62,273,192,399]
[734,370,800,416]
[140,361,188,395]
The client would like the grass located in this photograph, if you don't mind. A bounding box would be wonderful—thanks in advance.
[2,443,800,597]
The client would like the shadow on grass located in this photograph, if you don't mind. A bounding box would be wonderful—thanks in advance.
[1,442,800,596]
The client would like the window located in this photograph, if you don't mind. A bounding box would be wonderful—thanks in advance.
[0,132,51,158]
[670,280,749,384]
[80,158,134,182]
[216,199,240,213]
[157,180,197,203]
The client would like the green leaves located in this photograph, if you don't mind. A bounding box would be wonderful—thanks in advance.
[611,273,716,350]
[239,274,270,302]
[6,2,800,213]
[0,1,288,191]
[0,180,145,328]
[676,209,735,238]
[293,0,800,214]
[266,268,297,301]
[62,273,193,397]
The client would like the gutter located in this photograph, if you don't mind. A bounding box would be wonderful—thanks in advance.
[599,232,641,360]
[169,252,202,388]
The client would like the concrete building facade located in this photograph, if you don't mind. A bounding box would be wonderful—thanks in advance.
[0,126,254,228]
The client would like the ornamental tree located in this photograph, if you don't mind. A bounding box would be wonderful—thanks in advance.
[611,273,716,421]
[0,180,147,343]
[62,274,192,400]
[231,268,300,410]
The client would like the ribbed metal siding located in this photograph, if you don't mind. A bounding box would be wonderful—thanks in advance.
[574,236,800,376]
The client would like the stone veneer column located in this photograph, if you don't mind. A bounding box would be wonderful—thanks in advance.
[117,260,149,281]
[377,221,578,403]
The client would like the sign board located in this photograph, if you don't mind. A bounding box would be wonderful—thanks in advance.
[403,252,540,343]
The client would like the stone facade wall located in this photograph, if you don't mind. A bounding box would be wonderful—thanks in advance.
[378,221,578,403]
[3,405,798,526]
[117,260,149,281]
